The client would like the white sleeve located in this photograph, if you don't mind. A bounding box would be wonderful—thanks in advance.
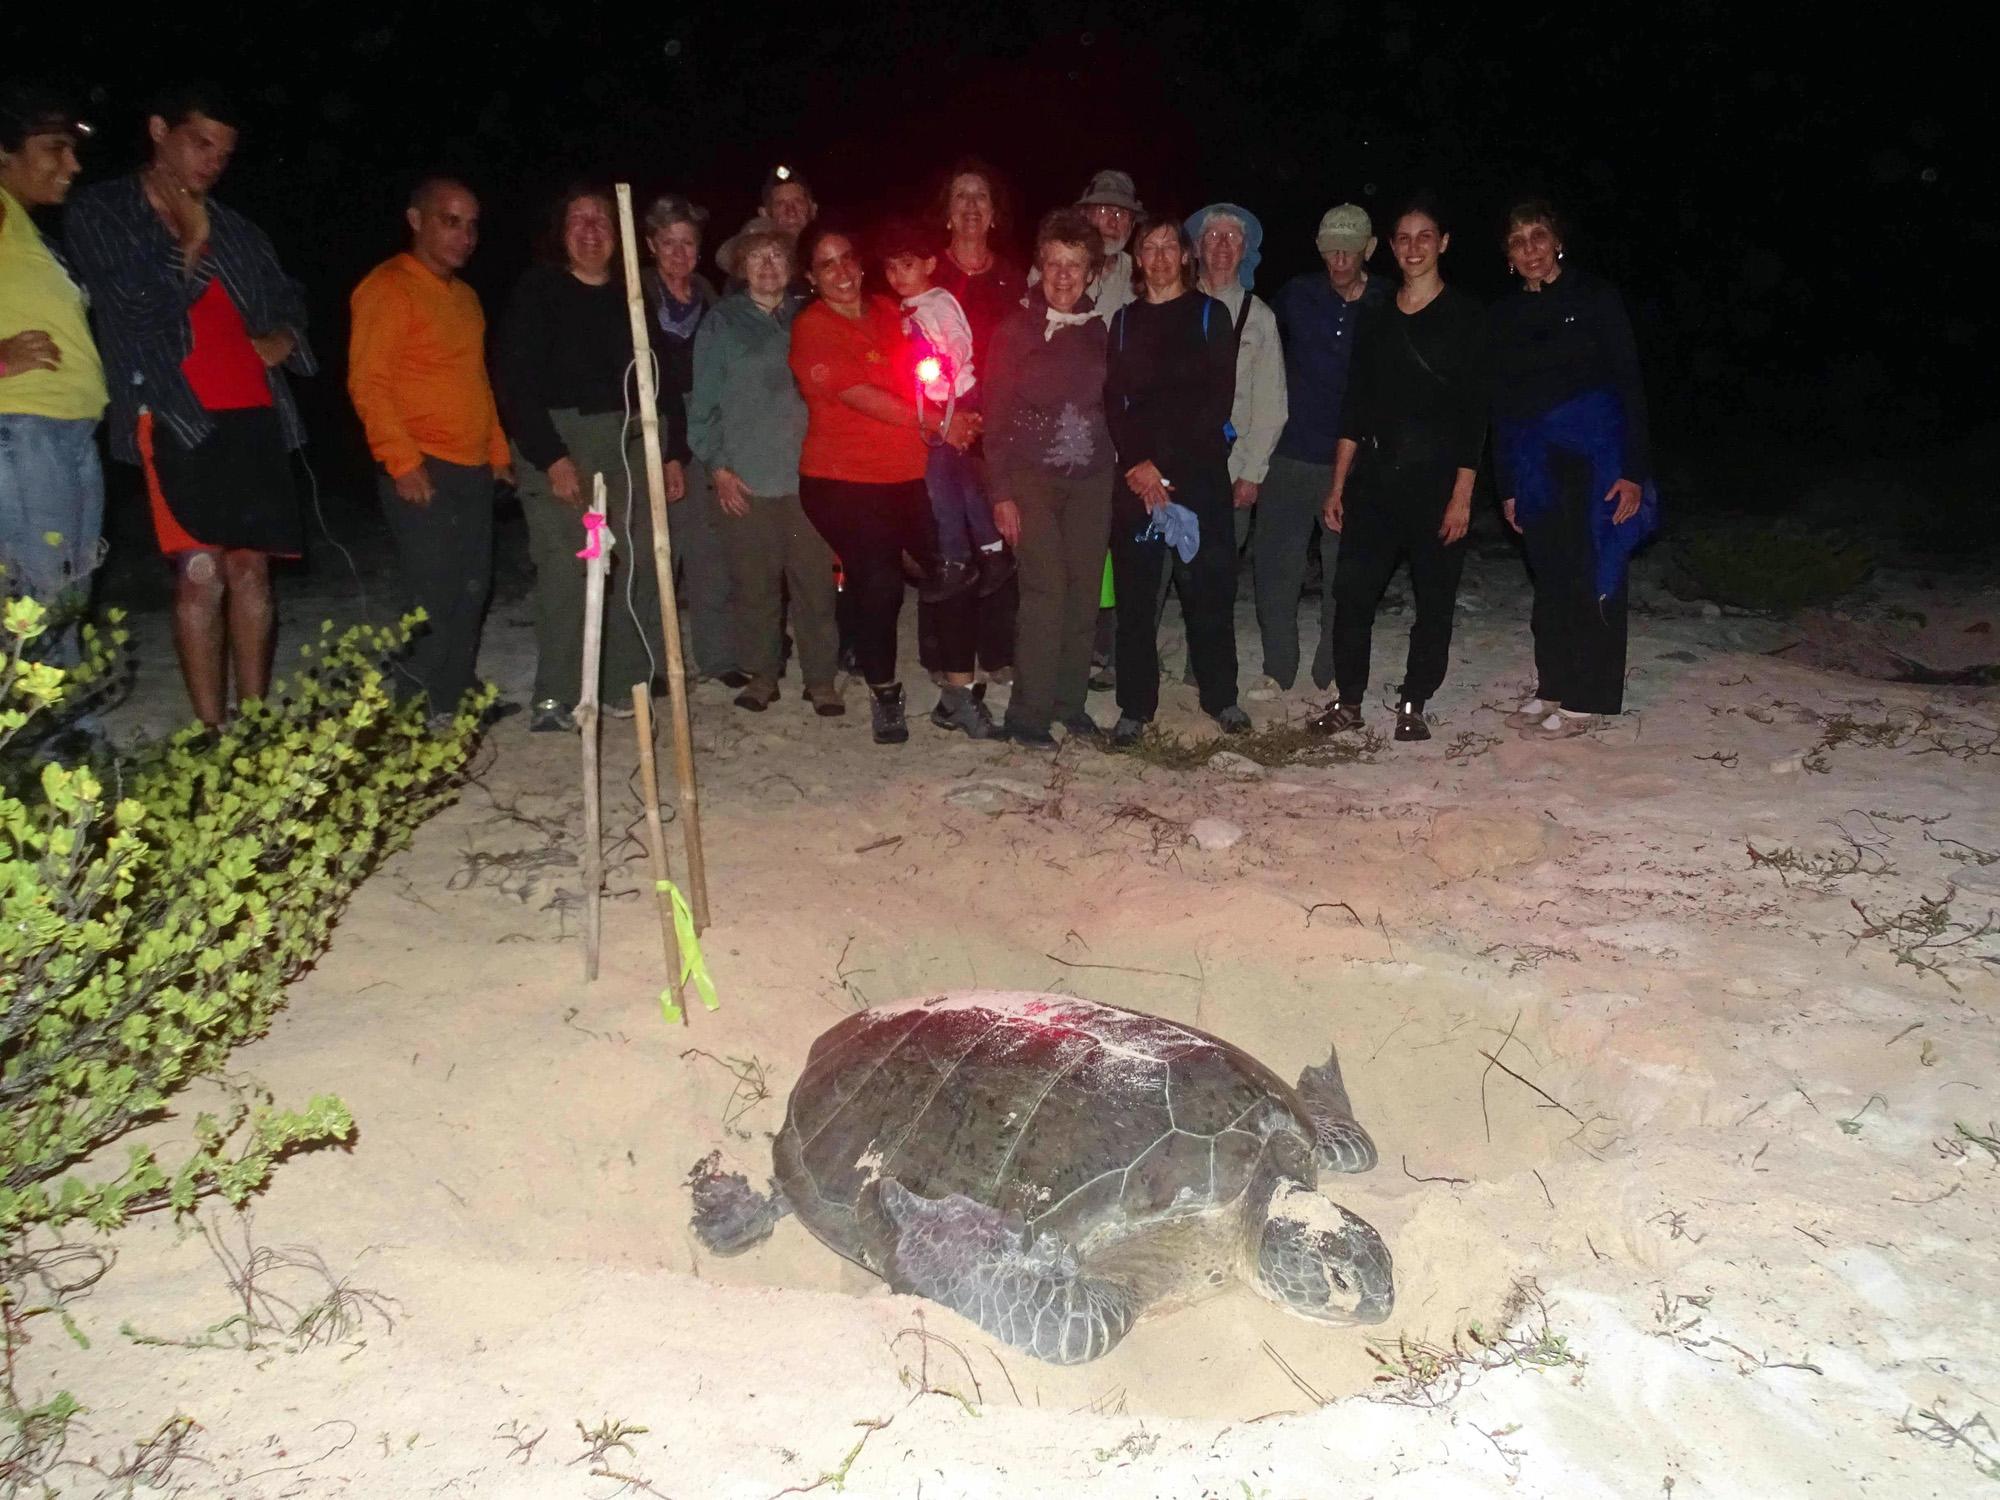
[1229,296,1289,485]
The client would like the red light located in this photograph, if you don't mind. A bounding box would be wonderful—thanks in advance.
[915,356,943,385]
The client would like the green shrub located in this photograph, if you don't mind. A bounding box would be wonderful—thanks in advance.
[1670,518,1874,613]
[0,601,484,1233]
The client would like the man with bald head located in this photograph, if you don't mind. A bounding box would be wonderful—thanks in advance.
[348,176,512,722]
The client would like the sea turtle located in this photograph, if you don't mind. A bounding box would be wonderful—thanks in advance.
[687,990,1393,1365]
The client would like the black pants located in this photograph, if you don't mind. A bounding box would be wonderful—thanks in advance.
[1110,467,1237,721]
[801,475,972,686]
[1330,460,1466,707]
[1522,448,1629,714]
[379,456,495,716]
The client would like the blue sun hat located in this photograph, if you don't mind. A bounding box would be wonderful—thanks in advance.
[1184,203,1264,288]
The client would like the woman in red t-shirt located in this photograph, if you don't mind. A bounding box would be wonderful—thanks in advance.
[789,223,987,745]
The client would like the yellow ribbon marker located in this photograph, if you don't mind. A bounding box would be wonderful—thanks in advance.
[657,879,719,1023]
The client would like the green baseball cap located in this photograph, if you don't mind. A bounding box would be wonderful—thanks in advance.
[1315,204,1374,254]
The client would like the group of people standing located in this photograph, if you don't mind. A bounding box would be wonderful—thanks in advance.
[0,75,1658,755]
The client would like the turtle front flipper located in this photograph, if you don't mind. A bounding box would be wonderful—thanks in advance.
[866,1180,1138,1364]
[687,1151,791,1255]
[1295,1046,1379,1174]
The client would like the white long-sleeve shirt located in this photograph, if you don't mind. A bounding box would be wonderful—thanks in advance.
[900,286,977,402]
[1202,280,1288,486]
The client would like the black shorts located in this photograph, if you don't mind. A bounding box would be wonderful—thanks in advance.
[140,406,302,556]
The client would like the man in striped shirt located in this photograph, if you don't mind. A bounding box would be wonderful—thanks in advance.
[67,81,315,728]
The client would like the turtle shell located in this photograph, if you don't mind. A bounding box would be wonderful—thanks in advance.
[773,991,1316,1272]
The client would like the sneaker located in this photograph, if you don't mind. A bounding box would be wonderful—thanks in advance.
[1394,700,1431,742]
[975,545,1018,597]
[1503,695,1552,730]
[806,684,846,718]
[1530,709,1598,740]
[1245,673,1288,703]
[1110,715,1148,747]
[919,559,979,604]
[1001,719,1058,748]
[1059,711,1101,738]
[733,676,780,712]
[530,699,577,733]
[1307,701,1364,735]
[870,684,909,744]
[1213,705,1253,735]
[930,684,997,740]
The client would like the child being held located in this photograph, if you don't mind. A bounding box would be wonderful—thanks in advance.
[877,218,1015,602]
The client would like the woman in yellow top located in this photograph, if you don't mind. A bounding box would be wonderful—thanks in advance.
[0,81,108,659]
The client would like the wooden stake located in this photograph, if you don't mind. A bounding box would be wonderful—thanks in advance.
[633,682,686,1020]
[615,182,711,932]
[579,474,609,981]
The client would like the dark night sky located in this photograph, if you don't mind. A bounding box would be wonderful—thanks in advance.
[23,3,1994,503]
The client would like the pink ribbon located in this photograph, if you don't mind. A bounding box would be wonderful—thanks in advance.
[576,512,609,560]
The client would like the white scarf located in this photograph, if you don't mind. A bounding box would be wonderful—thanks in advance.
[1042,306,1096,341]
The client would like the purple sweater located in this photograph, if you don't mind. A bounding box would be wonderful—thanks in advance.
[982,292,1114,483]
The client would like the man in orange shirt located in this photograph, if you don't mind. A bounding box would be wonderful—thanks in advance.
[348,176,512,722]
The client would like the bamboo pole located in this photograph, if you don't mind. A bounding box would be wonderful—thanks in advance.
[579,474,609,981]
[632,682,686,1020]
[615,182,711,932]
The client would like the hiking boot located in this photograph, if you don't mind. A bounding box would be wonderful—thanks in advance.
[1060,711,1101,739]
[1110,715,1148,748]
[919,559,978,604]
[1308,702,1364,736]
[1001,719,1058,748]
[975,545,1018,597]
[870,684,909,744]
[1394,700,1431,742]
[530,699,577,733]
[930,684,996,740]
[1213,705,1252,735]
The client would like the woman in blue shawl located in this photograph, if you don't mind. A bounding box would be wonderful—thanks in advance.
[1488,200,1659,739]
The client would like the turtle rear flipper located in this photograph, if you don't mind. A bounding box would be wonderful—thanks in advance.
[687,1151,790,1255]
[867,1180,1138,1364]
[1295,1047,1378,1174]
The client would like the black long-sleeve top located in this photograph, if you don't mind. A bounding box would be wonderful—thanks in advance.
[1104,291,1238,479]
[641,269,717,464]
[1340,283,1487,473]
[493,265,633,471]
[1486,266,1650,483]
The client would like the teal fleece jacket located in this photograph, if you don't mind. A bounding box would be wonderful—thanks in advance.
[686,291,809,496]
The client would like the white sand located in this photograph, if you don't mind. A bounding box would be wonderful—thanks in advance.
[19,544,1998,1498]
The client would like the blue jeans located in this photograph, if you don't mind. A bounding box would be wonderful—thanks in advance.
[926,441,999,562]
[0,412,105,665]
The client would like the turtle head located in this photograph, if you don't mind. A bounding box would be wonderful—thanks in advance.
[1250,1183,1393,1325]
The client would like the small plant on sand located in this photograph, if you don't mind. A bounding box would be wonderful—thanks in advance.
[1846,886,1999,990]
[1896,1403,2000,1481]
[118,1213,397,1354]
[1366,1279,1583,1407]
[1672,519,1873,613]
[1111,722,1384,770]
[1745,827,1895,892]
[1,606,483,1235]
